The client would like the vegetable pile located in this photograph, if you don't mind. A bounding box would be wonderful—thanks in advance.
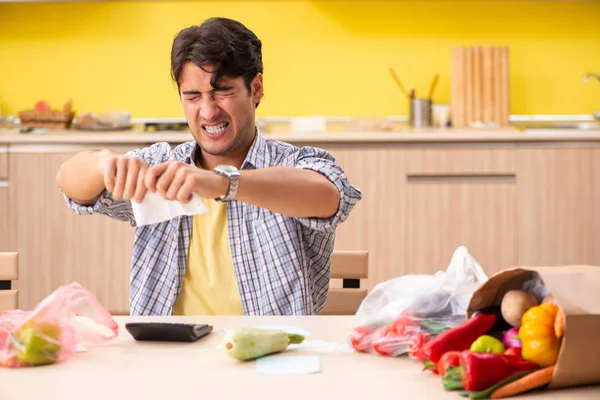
[408,289,565,398]
[348,312,465,357]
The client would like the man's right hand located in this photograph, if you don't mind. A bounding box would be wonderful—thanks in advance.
[98,151,149,203]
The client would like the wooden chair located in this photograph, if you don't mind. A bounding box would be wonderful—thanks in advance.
[321,250,369,315]
[0,252,18,313]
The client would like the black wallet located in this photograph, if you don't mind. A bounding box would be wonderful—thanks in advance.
[125,322,213,343]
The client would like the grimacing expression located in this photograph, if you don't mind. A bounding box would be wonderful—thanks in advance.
[179,62,263,157]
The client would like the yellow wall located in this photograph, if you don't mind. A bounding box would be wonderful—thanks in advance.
[0,0,599,119]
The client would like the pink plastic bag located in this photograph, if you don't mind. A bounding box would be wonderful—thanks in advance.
[0,282,119,367]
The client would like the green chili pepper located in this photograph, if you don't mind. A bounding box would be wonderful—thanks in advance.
[469,335,505,354]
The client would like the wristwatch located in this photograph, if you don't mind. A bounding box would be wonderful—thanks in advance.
[213,165,241,202]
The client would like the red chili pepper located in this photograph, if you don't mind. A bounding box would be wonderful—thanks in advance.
[421,314,496,365]
[437,351,462,378]
[443,351,539,392]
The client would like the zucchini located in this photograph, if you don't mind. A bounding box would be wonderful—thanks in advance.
[221,327,305,361]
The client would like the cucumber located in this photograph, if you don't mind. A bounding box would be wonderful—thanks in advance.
[221,327,305,361]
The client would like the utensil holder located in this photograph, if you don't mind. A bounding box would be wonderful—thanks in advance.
[410,98,432,128]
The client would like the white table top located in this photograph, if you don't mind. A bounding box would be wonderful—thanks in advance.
[0,315,599,400]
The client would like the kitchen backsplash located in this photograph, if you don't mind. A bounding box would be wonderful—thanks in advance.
[0,0,598,119]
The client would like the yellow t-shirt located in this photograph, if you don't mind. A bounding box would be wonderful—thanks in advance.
[172,195,244,316]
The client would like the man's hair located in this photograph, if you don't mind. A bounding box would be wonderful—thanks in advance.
[170,17,263,107]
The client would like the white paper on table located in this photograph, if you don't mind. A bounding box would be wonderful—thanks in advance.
[131,191,208,226]
[290,340,353,354]
[256,356,320,375]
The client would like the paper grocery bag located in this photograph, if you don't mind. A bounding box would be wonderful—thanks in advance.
[466,265,600,390]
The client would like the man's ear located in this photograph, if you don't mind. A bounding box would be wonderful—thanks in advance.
[251,73,264,106]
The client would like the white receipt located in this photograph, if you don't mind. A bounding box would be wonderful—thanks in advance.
[131,191,208,226]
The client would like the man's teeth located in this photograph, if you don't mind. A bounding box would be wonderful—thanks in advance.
[204,123,228,134]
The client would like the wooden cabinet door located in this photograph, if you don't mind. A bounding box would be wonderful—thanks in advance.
[319,144,408,291]
[593,149,600,266]
[405,147,517,277]
[517,148,594,266]
[0,185,8,252]
[0,146,7,179]
[8,152,135,314]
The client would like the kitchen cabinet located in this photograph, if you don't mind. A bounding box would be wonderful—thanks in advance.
[516,148,595,266]
[8,152,134,313]
[404,148,517,277]
[0,186,8,252]
[2,133,599,315]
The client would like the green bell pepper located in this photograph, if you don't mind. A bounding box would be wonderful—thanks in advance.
[469,335,505,354]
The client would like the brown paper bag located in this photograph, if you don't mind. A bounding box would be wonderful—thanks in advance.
[466,265,600,389]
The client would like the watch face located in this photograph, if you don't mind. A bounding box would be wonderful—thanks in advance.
[218,165,238,173]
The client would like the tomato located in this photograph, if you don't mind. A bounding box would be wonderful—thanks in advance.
[504,347,523,358]
[349,325,373,352]
[391,313,420,337]
[371,326,398,356]
[436,351,462,377]
[407,331,432,361]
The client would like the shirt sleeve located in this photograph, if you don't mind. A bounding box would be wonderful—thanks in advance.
[60,142,172,227]
[292,146,362,232]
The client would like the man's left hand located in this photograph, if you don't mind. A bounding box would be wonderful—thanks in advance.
[144,161,228,202]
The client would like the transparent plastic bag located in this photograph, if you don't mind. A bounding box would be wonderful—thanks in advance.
[0,282,119,368]
[348,246,488,357]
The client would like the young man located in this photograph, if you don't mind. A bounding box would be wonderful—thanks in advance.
[56,17,362,316]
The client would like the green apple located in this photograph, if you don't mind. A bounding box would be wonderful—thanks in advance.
[13,321,62,366]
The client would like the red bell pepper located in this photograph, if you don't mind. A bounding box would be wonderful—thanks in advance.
[437,351,461,378]
[443,351,539,392]
[421,314,496,366]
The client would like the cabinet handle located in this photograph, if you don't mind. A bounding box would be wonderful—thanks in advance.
[407,174,516,183]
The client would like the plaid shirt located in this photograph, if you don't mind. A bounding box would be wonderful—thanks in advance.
[62,131,362,316]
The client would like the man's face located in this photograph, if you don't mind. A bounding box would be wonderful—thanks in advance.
[179,62,263,157]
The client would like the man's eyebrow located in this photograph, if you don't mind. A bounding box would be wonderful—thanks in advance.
[181,90,201,95]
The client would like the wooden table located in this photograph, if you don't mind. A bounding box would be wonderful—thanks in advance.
[0,315,599,400]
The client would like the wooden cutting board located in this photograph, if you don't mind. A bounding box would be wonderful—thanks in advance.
[451,46,509,128]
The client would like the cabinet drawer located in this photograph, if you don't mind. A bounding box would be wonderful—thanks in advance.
[405,148,515,176]
[0,146,7,179]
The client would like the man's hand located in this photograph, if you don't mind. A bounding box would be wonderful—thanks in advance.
[144,161,229,203]
[98,151,149,203]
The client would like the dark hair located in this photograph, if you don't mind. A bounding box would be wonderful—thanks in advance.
[171,17,263,107]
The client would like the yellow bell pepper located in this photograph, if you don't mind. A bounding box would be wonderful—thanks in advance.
[518,304,561,367]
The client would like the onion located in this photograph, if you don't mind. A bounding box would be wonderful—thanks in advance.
[502,327,521,348]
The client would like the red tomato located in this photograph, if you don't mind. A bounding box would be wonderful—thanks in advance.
[407,331,432,361]
[391,313,420,337]
[504,347,523,358]
[349,325,373,352]
[371,326,398,356]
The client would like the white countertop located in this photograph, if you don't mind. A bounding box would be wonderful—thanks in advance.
[2,127,600,145]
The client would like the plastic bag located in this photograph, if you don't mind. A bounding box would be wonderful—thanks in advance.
[348,246,488,357]
[0,282,119,368]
